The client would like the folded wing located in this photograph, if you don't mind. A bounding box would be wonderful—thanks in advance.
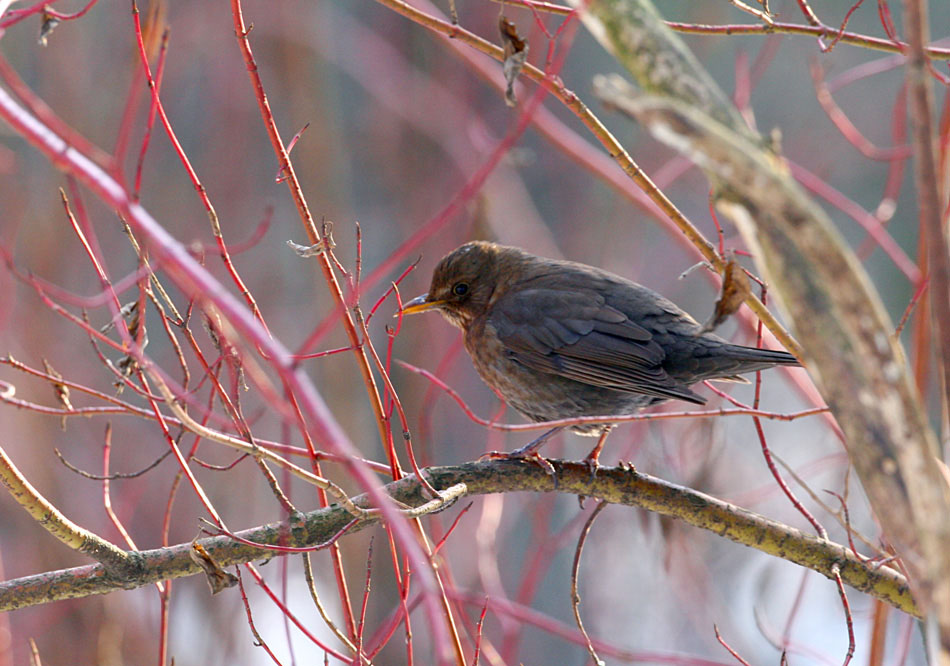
[490,288,705,404]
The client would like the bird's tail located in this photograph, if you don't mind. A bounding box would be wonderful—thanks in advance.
[672,341,800,385]
[721,344,800,374]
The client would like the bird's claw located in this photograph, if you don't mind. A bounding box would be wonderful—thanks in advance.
[480,450,509,462]
[481,449,558,483]
[580,455,601,484]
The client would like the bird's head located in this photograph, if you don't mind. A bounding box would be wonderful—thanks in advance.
[401,241,508,330]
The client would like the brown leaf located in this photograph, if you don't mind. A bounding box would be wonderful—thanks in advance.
[42,358,72,429]
[499,16,529,108]
[190,541,238,594]
[38,13,60,47]
[701,254,752,333]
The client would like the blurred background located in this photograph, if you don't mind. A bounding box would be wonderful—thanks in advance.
[0,0,943,663]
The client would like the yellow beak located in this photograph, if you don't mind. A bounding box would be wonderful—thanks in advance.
[400,293,446,315]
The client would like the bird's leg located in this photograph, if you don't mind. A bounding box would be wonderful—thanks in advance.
[507,426,565,458]
[582,426,613,479]
[482,426,563,479]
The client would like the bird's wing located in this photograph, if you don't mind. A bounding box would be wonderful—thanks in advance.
[489,288,705,404]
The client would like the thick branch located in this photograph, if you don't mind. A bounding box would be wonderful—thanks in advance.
[902,0,950,647]
[578,0,950,643]
[0,445,134,575]
[0,460,914,616]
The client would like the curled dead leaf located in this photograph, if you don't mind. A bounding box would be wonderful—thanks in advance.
[190,541,238,594]
[499,16,529,108]
[701,253,752,333]
[42,358,72,429]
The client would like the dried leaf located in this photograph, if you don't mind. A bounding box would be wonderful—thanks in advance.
[499,16,528,108]
[700,253,751,333]
[100,301,136,334]
[110,302,146,383]
[38,13,60,47]
[42,358,72,429]
[190,541,238,594]
[287,237,335,258]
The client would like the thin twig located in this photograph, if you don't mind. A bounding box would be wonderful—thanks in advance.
[302,553,363,660]
[570,501,607,666]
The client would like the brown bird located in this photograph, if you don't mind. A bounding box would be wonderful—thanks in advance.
[402,241,799,465]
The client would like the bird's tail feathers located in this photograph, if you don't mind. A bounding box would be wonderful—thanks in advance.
[723,344,800,371]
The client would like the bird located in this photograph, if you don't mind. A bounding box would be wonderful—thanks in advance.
[401,241,800,466]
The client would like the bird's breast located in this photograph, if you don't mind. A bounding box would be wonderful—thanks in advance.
[464,319,528,402]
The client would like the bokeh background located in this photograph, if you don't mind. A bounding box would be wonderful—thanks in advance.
[0,0,944,663]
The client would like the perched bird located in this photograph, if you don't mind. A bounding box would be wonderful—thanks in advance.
[401,241,799,465]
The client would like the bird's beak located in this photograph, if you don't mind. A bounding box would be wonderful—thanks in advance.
[399,293,445,316]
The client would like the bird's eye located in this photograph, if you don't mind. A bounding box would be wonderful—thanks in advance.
[452,282,469,297]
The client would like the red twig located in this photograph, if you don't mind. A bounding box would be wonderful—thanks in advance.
[243,563,351,661]
[432,502,473,556]
[825,490,861,558]
[821,0,867,53]
[666,18,950,59]
[365,534,413,659]
[809,59,912,161]
[138,370,226,525]
[709,192,726,257]
[291,345,357,361]
[714,625,751,666]
[788,160,921,283]
[471,598,489,666]
[877,0,901,48]
[130,1,271,335]
[364,259,419,325]
[100,424,139,551]
[356,537,375,664]
[0,54,115,170]
[234,568,285,665]
[750,290,827,538]
[570,501,607,666]
[222,207,274,255]
[39,0,99,20]
[0,0,94,27]
[831,564,856,666]
[132,27,169,199]
[276,123,310,183]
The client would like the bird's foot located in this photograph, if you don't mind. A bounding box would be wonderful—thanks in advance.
[480,426,564,481]
[580,427,611,483]
[580,453,602,484]
[481,449,558,481]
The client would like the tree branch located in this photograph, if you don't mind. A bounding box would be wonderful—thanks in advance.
[0,459,914,617]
